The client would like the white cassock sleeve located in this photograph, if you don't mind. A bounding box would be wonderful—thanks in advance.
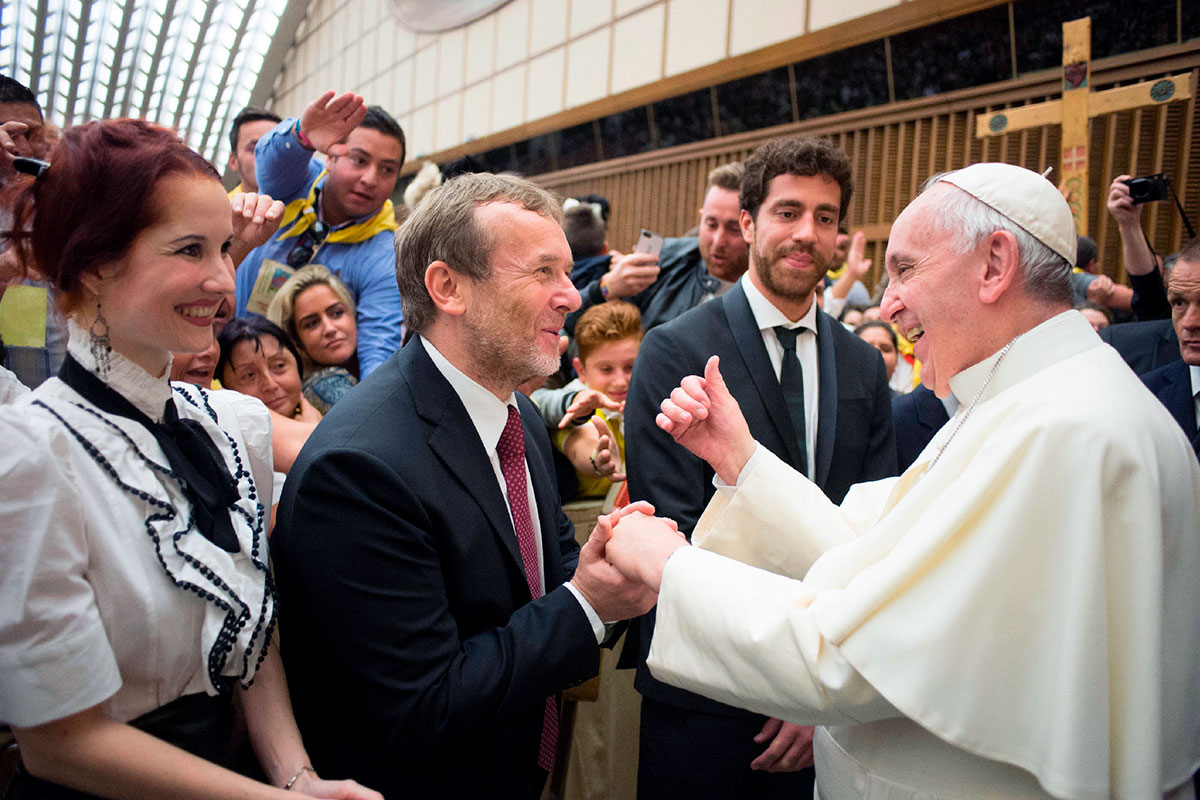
[649,447,901,725]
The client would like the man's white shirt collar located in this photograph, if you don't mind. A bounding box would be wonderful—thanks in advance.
[740,272,819,335]
[421,335,516,452]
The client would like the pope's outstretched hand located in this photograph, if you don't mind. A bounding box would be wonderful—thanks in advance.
[656,355,756,485]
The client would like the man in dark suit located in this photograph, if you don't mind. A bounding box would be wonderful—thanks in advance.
[1100,317,1179,376]
[1141,242,1200,458]
[271,173,655,799]
[892,384,956,470]
[625,135,897,799]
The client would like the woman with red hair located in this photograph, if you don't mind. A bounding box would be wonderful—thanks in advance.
[0,119,379,800]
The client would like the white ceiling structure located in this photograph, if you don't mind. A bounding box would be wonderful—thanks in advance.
[1,0,304,168]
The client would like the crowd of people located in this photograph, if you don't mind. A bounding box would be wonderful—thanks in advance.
[1,68,1198,800]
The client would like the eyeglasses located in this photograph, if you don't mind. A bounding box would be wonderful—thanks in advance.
[285,221,330,268]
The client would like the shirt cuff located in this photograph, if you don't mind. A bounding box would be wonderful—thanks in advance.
[564,581,609,644]
[712,442,767,496]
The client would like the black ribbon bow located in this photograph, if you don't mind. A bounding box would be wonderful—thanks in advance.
[59,355,242,553]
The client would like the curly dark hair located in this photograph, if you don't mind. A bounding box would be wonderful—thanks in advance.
[740,135,853,223]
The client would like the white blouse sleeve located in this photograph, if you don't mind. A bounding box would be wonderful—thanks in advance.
[0,415,123,727]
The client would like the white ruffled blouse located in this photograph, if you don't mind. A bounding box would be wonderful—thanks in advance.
[0,321,276,728]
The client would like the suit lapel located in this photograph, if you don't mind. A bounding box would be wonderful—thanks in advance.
[405,340,526,576]
[723,284,806,469]
[1160,361,1199,444]
[812,310,838,488]
[915,387,950,434]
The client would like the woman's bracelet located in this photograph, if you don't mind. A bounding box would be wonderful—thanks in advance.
[589,452,602,475]
[284,764,315,790]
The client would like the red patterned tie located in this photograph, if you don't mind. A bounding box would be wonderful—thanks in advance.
[496,405,559,771]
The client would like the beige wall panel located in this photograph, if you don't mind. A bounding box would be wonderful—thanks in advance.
[570,0,613,37]
[391,57,414,118]
[461,80,493,142]
[566,28,611,108]
[530,0,569,55]
[410,104,436,158]
[435,92,464,151]
[611,4,665,94]
[665,0,728,77]
[357,27,380,87]
[465,15,497,84]
[526,48,566,121]
[808,0,895,29]
[413,44,438,106]
[730,0,806,56]
[374,68,394,113]
[438,28,466,95]
[395,20,417,60]
[615,0,659,16]
[492,64,528,131]
[376,21,397,75]
[496,0,532,70]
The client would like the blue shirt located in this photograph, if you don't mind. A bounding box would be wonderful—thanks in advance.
[234,119,404,377]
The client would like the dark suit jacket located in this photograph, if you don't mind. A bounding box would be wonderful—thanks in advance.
[272,338,599,799]
[624,282,897,712]
[892,385,950,471]
[1142,359,1200,457]
[1100,318,1179,376]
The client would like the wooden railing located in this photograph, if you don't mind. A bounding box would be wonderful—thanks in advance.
[534,41,1199,290]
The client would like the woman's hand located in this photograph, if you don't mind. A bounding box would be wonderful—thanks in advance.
[291,769,384,800]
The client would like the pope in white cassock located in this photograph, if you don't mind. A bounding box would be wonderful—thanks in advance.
[606,163,1200,799]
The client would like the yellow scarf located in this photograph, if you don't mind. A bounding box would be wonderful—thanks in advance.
[275,170,398,244]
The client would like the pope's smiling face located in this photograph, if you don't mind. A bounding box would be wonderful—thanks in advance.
[881,184,982,398]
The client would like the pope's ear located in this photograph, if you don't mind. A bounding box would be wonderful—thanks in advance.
[978,230,1021,305]
[425,260,467,316]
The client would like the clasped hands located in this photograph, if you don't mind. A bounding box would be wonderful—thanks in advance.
[601,356,756,593]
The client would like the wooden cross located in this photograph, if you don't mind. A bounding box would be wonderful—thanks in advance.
[976,17,1192,236]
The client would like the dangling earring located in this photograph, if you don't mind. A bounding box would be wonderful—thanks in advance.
[90,301,113,379]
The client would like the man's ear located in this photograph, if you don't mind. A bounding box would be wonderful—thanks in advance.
[739,208,755,246]
[978,230,1021,305]
[425,261,467,316]
[228,153,238,173]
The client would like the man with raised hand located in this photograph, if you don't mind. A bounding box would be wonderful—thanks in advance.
[235,91,405,376]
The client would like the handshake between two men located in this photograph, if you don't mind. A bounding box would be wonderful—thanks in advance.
[578,355,736,599]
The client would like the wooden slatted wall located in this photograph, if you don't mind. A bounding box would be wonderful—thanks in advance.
[535,43,1199,291]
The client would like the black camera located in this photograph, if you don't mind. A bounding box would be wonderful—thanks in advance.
[1123,174,1170,205]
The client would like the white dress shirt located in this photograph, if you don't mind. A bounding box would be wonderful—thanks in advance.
[422,337,605,641]
[740,273,819,477]
[1190,364,1200,426]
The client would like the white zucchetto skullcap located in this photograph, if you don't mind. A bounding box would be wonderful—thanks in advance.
[939,163,1078,265]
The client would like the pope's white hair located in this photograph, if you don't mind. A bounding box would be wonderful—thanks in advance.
[918,172,1072,306]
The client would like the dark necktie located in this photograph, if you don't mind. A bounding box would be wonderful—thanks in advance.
[58,355,241,552]
[496,405,558,771]
[773,326,809,478]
